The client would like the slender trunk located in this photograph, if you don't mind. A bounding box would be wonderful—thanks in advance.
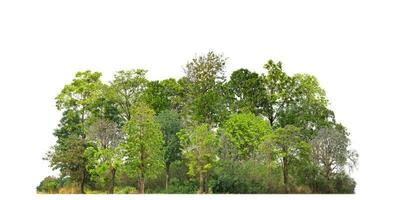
[139,146,145,193]
[199,171,204,194]
[283,156,289,193]
[165,163,170,191]
[108,168,116,194]
[80,169,86,194]
[139,173,145,194]
[324,165,332,193]
[204,172,208,194]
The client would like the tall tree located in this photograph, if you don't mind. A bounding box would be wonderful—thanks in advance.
[226,69,266,114]
[49,70,104,193]
[156,110,183,190]
[277,74,335,139]
[178,124,220,193]
[123,102,164,193]
[219,113,272,160]
[86,119,124,194]
[262,60,294,128]
[267,125,310,192]
[143,78,184,114]
[183,51,228,126]
[311,127,358,192]
[108,69,148,122]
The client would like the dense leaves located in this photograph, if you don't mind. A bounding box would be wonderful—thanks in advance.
[40,52,357,194]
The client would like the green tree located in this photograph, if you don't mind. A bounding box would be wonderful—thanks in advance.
[86,119,124,194]
[183,51,228,126]
[178,124,220,193]
[267,125,311,192]
[219,113,272,160]
[49,71,104,193]
[262,60,294,128]
[108,69,148,122]
[143,78,184,114]
[156,110,183,190]
[123,102,165,193]
[226,69,266,114]
[37,176,60,193]
[277,74,335,139]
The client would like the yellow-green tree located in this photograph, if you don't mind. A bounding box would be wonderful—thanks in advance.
[178,124,220,193]
[123,102,164,193]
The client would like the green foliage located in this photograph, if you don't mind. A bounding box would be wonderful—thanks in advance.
[85,119,124,193]
[183,51,228,126]
[42,55,357,194]
[265,125,311,192]
[220,113,272,159]
[108,69,148,122]
[156,110,183,188]
[114,186,138,194]
[178,124,220,193]
[211,160,277,194]
[226,69,266,114]
[143,79,184,114]
[123,102,165,192]
[37,176,60,193]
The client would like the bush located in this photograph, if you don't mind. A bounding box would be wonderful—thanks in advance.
[37,176,60,194]
[164,178,197,193]
[210,160,280,194]
[332,172,356,194]
[114,186,137,194]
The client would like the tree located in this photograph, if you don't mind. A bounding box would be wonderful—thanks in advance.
[267,125,311,192]
[49,70,104,193]
[226,69,266,114]
[276,74,335,139]
[183,51,228,126]
[311,128,358,192]
[86,119,124,194]
[143,78,184,114]
[108,69,148,122]
[262,60,294,127]
[219,113,272,160]
[123,102,165,193]
[156,110,183,190]
[178,124,220,193]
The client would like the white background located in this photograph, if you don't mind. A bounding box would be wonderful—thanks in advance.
[0,0,399,199]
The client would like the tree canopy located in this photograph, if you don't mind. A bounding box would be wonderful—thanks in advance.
[41,52,357,194]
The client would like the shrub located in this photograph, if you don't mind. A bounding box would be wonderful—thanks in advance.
[114,186,137,194]
[36,176,59,194]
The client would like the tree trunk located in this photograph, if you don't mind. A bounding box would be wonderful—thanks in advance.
[324,165,333,193]
[80,169,86,194]
[139,175,145,194]
[165,163,170,191]
[139,147,145,194]
[204,172,208,194]
[199,171,204,194]
[108,168,116,194]
[283,156,289,193]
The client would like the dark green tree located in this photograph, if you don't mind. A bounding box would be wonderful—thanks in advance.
[156,110,183,190]
[226,69,266,114]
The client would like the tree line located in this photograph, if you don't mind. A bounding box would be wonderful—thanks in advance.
[37,52,358,194]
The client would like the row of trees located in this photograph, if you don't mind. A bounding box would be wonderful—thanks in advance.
[38,52,357,194]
